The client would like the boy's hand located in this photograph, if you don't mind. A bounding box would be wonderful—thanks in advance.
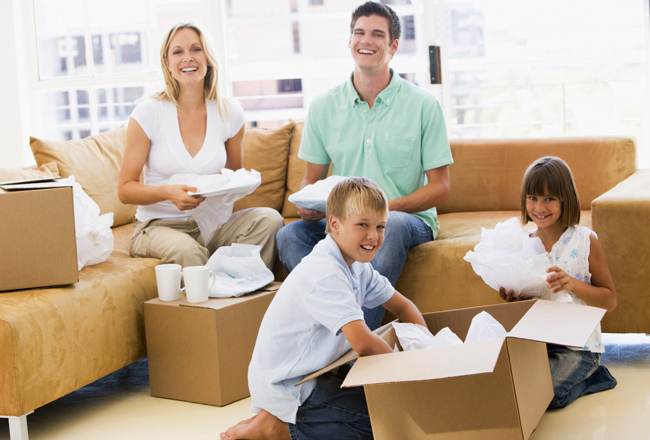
[383,292,426,327]
[498,287,529,302]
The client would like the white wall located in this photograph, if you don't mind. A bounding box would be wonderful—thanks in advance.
[0,0,32,168]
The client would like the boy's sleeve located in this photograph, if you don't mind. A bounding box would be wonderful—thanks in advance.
[305,274,365,336]
[361,265,395,309]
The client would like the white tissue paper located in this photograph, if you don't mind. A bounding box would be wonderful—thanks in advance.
[204,243,274,298]
[169,169,261,243]
[288,175,348,212]
[393,323,463,351]
[464,311,507,344]
[463,217,550,297]
[62,176,114,270]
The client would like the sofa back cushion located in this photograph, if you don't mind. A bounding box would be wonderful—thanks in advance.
[234,121,294,213]
[281,121,332,218]
[438,136,637,214]
[30,127,136,228]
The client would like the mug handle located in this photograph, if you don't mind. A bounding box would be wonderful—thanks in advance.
[207,270,217,293]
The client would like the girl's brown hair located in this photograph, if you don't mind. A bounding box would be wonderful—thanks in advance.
[520,156,580,226]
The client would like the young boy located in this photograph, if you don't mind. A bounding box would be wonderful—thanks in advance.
[221,177,427,440]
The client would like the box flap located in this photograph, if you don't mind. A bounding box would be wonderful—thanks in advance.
[342,338,504,388]
[508,300,605,348]
[179,281,281,310]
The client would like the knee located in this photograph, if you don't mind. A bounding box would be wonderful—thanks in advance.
[163,236,209,267]
[256,208,285,237]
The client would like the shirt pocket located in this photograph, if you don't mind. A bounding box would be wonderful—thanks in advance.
[380,133,416,169]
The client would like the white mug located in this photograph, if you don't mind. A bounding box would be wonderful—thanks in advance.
[182,266,217,303]
[155,264,182,301]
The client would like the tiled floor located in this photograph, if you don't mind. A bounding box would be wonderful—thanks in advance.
[1,333,649,440]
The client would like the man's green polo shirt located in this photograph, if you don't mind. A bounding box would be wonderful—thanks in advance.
[298,70,453,237]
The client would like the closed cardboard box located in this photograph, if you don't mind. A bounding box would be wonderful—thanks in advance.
[0,186,78,291]
[144,282,280,406]
[306,300,605,440]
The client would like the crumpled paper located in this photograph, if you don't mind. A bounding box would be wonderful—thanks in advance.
[463,217,550,297]
[393,311,506,351]
[61,176,114,270]
[169,169,261,243]
[465,311,507,344]
[288,175,348,212]
[204,243,274,298]
[393,323,463,351]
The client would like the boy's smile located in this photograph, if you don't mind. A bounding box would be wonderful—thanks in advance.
[329,211,387,267]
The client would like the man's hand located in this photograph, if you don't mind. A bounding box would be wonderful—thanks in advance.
[297,206,326,221]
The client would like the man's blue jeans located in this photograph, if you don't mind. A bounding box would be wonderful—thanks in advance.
[288,370,372,440]
[276,211,433,329]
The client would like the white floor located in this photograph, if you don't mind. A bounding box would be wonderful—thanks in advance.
[1,333,649,440]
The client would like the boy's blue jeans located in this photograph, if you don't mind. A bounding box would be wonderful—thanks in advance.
[547,344,617,409]
[289,369,372,440]
[276,211,433,329]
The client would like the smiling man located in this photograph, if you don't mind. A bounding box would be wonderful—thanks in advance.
[276,1,453,330]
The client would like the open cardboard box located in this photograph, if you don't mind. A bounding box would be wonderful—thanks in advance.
[303,299,606,440]
[144,281,280,406]
[0,184,78,291]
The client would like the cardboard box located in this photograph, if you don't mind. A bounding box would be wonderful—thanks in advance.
[305,300,605,440]
[0,185,78,291]
[144,282,280,406]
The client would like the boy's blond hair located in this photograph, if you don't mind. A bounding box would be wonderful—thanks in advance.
[520,156,581,227]
[325,177,389,234]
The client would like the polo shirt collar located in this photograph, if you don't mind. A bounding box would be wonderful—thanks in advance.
[346,68,401,107]
[322,234,357,277]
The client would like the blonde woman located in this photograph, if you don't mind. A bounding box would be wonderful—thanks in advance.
[118,23,283,269]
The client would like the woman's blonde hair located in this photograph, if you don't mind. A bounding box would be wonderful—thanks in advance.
[325,177,389,234]
[156,23,228,119]
[520,156,581,227]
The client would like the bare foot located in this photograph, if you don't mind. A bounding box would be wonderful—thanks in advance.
[220,410,290,440]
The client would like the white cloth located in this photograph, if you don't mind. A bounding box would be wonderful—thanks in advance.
[247,235,394,424]
[464,217,551,296]
[168,168,261,243]
[287,175,348,212]
[204,243,274,298]
[541,226,604,353]
[129,98,245,222]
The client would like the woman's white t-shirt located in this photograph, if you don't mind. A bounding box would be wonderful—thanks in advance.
[130,98,245,222]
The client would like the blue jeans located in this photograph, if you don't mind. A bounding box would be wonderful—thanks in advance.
[276,211,433,329]
[289,370,372,440]
[547,344,617,409]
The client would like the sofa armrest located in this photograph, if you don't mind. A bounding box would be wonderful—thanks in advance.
[591,169,650,333]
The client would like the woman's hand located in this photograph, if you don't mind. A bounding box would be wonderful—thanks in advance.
[165,185,206,211]
[546,266,577,293]
[498,287,529,302]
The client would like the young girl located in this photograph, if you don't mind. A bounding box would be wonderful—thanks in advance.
[500,156,618,409]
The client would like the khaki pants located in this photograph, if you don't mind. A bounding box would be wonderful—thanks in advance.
[130,207,284,270]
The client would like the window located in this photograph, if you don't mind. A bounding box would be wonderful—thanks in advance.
[438,0,650,167]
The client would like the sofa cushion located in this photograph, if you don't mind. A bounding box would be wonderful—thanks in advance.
[281,121,332,218]
[0,162,59,182]
[439,137,637,214]
[30,127,135,228]
[234,121,294,213]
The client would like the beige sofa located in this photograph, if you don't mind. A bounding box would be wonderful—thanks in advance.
[1,120,648,438]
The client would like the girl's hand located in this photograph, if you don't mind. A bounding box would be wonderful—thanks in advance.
[166,185,206,211]
[546,266,577,293]
[498,287,529,302]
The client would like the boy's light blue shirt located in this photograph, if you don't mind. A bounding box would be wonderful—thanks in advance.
[298,70,453,236]
[247,235,395,424]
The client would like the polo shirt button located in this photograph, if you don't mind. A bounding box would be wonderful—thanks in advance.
[368,123,372,127]
[363,109,367,113]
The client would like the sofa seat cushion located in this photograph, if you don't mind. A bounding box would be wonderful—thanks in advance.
[0,223,159,416]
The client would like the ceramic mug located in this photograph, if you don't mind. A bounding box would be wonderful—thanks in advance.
[154,264,182,301]
[182,266,216,303]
